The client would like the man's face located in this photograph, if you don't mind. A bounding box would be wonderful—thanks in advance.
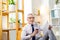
[27,14,34,24]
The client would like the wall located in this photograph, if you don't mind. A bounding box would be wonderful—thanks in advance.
[49,0,55,9]
[32,0,50,25]
[32,0,41,14]
[40,0,50,25]
[24,0,32,23]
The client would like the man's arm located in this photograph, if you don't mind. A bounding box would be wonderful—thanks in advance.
[21,27,38,40]
[21,28,32,40]
[35,24,43,40]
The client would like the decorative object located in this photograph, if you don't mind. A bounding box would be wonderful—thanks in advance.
[54,9,60,18]
[38,9,40,15]
[54,0,60,8]
[56,0,59,4]
[9,0,15,11]
[53,0,60,18]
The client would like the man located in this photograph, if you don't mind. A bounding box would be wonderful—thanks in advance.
[21,13,56,40]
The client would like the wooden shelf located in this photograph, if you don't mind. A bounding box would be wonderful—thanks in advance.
[0,0,24,40]
[18,10,24,12]
[9,10,24,13]
[2,28,21,32]
[9,11,16,13]
[2,2,6,4]
[2,10,24,16]
[2,28,16,32]
[51,17,60,19]
[2,28,16,31]
[51,8,60,10]
[2,12,8,16]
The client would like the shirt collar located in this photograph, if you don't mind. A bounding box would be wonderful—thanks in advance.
[27,22,35,26]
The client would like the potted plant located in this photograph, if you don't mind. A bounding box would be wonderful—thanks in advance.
[9,0,15,11]
[54,0,60,18]
[56,0,59,4]
[54,0,60,9]
[18,19,20,28]
[9,18,16,28]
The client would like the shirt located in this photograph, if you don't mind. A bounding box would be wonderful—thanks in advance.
[21,23,41,40]
[21,22,56,40]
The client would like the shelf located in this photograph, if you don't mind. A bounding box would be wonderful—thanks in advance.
[2,12,8,16]
[9,11,16,13]
[2,28,16,32]
[2,28,21,32]
[8,10,24,13]
[2,10,24,16]
[51,8,60,10]
[51,17,60,19]
[2,28,16,31]
[18,10,24,12]
[2,2,6,4]
[8,10,23,12]
[0,0,24,40]
[52,25,60,27]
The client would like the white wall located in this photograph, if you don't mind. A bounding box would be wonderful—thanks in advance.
[32,0,41,14]
[49,0,60,9]
[49,0,55,9]
[40,0,50,25]
[24,0,32,23]
[32,0,50,25]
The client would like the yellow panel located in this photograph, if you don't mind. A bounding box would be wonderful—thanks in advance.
[18,29,22,40]
[15,0,19,40]
[0,0,2,40]
[0,13,2,40]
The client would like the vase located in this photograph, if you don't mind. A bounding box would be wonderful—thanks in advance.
[9,4,15,12]
[9,23,15,29]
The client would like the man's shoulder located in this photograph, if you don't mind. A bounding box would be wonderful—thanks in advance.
[22,24,29,30]
[34,23,41,27]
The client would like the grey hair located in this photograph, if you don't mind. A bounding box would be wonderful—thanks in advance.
[27,13,34,17]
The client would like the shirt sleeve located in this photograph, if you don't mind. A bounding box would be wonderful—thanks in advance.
[21,27,32,40]
[35,24,43,40]
[38,24,43,31]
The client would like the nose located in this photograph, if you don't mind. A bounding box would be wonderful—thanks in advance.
[31,18,34,20]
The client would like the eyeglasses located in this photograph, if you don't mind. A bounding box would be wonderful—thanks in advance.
[28,17,35,19]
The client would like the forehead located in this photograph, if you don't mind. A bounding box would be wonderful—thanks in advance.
[27,14,34,18]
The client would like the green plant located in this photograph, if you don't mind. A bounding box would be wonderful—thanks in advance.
[56,0,59,4]
[9,0,15,5]
[18,19,20,23]
[10,18,16,23]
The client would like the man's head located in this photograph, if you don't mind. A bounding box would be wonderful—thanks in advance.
[27,13,35,24]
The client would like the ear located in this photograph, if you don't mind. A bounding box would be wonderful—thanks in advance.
[48,25,52,30]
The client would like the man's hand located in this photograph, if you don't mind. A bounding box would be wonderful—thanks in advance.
[40,31,44,37]
[48,25,52,30]
[31,29,38,37]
